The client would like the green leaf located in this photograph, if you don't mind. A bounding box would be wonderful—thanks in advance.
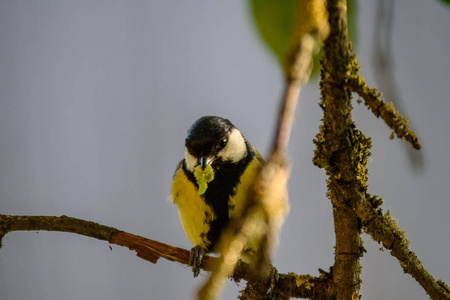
[249,0,297,64]
[347,0,357,47]
[440,0,450,5]
[249,0,358,79]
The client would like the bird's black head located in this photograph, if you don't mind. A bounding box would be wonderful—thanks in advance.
[186,116,233,157]
[184,116,247,172]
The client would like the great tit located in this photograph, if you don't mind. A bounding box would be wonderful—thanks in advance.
[169,116,264,275]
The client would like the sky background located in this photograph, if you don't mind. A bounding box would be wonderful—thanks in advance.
[0,1,449,299]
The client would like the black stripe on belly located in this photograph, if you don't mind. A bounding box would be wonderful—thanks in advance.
[182,142,255,251]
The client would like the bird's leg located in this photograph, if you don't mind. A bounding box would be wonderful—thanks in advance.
[189,245,205,277]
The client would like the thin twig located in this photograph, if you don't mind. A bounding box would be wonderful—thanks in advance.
[273,82,302,154]
[347,55,421,150]
[197,0,330,297]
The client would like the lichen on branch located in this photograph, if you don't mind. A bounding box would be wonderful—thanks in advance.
[313,0,367,298]
[346,54,421,150]
[356,199,450,299]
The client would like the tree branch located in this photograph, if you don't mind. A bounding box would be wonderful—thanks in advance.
[0,214,188,266]
[197,0,330,298]
[0,214,331,299]
[347,55,421,150]
[355,199,450,300]
[313,0,364,298]
[312,1,446,297]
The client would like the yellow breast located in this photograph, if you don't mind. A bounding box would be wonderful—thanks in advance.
[170,167,214,249]
[170,151,264,252]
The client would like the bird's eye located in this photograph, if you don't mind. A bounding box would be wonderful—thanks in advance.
[219,138,228,149]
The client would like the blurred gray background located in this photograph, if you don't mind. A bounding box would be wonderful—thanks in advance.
[0,1,449,299]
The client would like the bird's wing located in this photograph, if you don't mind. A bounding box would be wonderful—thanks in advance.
[254,147,265,164]
[172,160,184,179]
[168,160,184,203]
[228,152,264,219]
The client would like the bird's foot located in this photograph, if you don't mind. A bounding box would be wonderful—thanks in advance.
[189,245,205,277]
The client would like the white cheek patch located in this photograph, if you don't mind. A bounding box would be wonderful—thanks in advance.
[184,148,197,172]
[218,128,247,163]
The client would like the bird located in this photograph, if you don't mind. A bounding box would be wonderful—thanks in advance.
[169,116,264,276]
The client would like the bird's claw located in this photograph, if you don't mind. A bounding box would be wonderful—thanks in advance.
[189,245,205,277]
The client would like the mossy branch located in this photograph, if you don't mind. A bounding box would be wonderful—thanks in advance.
[0,214,332,299]
[355,200,450,300]
[347,54,421,150]
[314,0,364,298]
[313,0,445,298]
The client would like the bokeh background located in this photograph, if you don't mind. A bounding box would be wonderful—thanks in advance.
[0,1,449,299]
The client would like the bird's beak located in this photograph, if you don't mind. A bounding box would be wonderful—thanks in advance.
[199,156,213,170]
